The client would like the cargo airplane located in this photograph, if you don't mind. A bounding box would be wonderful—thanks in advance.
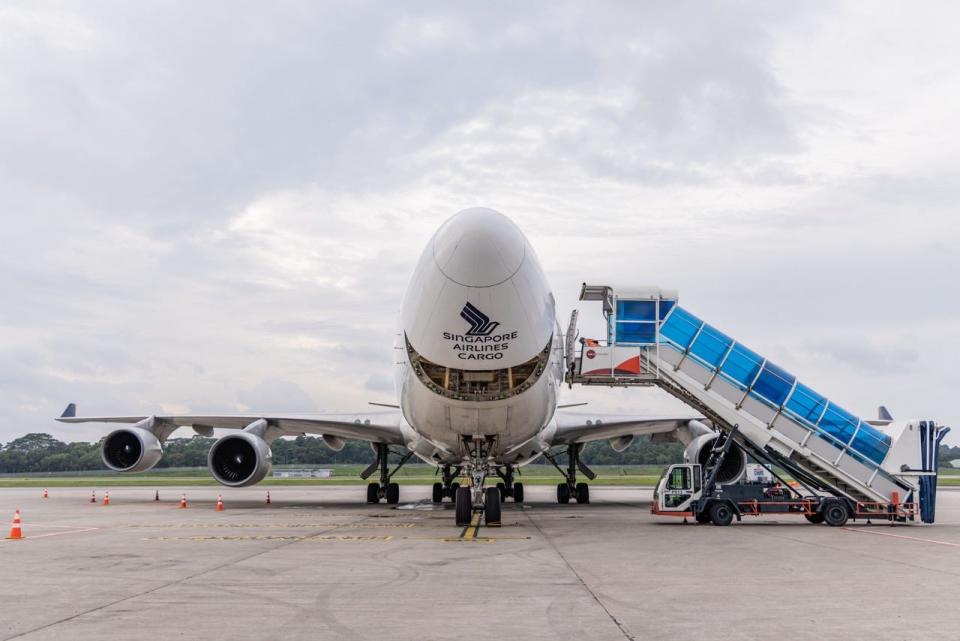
[58,208,726,525]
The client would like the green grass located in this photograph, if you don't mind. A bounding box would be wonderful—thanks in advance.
[0,464,665,488]
[1,464,956,488]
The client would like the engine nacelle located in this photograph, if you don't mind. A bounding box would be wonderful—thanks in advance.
[322,434,345,452]
[208,432,273,487]
[684,433,746,484]
[609,435,635,453]
[101,427,163,473]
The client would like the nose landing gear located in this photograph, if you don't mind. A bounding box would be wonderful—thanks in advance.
[454,436,503,527]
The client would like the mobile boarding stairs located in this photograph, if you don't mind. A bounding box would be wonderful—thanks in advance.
[565,284,950,524]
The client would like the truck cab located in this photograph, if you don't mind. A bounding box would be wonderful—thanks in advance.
[652,463,702,515]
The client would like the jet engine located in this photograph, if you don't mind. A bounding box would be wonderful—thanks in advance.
[684,433,746,484]
[101,427,163,473]
[208,432,273,487]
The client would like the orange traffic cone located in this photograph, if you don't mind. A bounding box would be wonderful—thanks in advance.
[103,492,110,506]
[90,490,96,503]
[216,495,224,511]
[42,488,48,499]
[265,491,271,505]
[179,494,187,509]
[6,509,23,540]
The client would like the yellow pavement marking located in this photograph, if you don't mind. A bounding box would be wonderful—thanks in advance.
[462,512,481,541]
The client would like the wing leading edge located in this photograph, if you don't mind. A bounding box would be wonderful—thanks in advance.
[56,406,407,445]
[551,410,705,445]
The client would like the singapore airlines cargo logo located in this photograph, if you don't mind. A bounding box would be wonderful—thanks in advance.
[460,302,500,336]
[443,303,516,360]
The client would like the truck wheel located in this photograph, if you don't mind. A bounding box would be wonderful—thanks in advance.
[804,512,825,524]
[710,502,734,526]
[695,512,711,524]
[823,502,849,527]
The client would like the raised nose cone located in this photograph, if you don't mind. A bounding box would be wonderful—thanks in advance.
[432,208,526,287]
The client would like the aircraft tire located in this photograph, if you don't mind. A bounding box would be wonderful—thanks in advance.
[366,483,380,503]
[575,482,590,504]
[385,482,400,505]
[513,482,524,503]
[557,483,571,504]
[432,482,444,504]
[455,487,472,526]
[484,487,501,525]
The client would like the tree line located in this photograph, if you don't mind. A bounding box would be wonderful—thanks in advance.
[0,432,686,474]
[1,432,958,474]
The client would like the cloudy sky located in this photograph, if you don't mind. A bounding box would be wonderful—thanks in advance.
[1,1,957,446]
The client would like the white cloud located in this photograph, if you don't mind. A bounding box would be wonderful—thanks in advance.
[0,1,957,445]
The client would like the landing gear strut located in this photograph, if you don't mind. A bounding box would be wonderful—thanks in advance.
[362,443,414,504]
[494,464,524,503]
[544,443,593,504]
[432,464,462,504]
[453,436,502,527]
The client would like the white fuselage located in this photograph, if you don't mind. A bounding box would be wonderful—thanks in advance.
[393,208,564,466]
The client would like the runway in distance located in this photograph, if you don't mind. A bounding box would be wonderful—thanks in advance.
[59,208,714,525]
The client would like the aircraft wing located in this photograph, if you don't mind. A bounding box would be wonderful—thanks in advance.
[56,407,407,445]
[551,410,703,445]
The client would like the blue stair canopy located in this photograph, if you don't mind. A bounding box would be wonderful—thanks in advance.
[655,306,893,466]
[612,298,676,344]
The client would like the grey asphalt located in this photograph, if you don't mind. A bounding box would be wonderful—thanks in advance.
[1,485,958,641]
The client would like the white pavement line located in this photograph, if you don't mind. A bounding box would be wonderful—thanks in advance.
[26,527,101,539]
[524,510,636,641]
[20,524,98,528]
[1,527,101,541]
[841,527,960,548]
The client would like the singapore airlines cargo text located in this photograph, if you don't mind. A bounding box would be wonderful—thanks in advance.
[442,331,519,360]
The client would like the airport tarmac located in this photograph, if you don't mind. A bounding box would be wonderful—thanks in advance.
[1,485,958,641]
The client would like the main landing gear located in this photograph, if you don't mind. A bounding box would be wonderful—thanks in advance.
[362,443,414,505]
[543,443,594,504]
[432,464,462,504]
[494,464,524,504]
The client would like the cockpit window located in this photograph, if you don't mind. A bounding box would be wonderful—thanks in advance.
[406,335,551,402]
